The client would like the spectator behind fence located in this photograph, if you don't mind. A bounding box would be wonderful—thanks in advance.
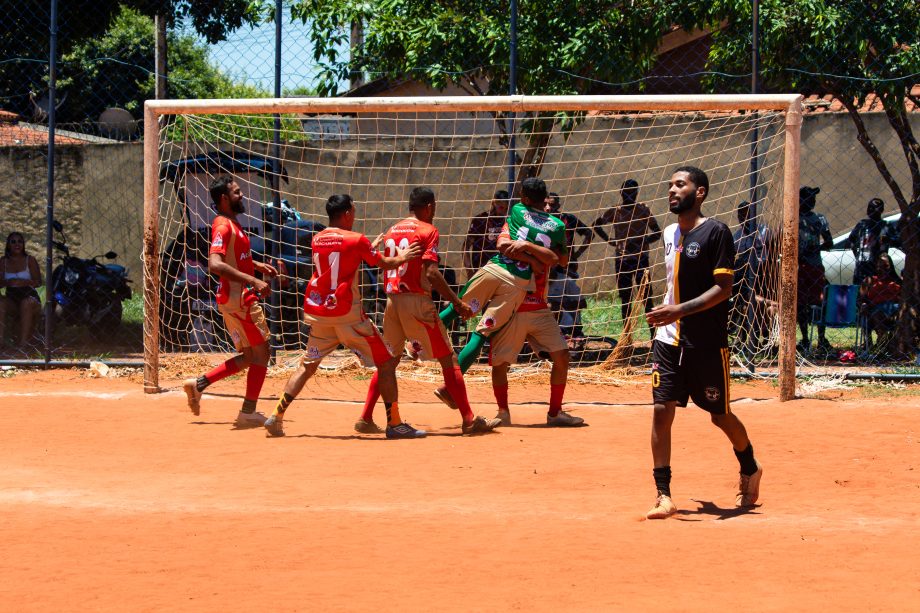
[859,252,901,354]
[545,192,591,340]
[0,232,43,348]
[732,200,774,357]
[847,197,899,285]
[796,186,833,352]
[593,179,661,335]
[462,190,509,280]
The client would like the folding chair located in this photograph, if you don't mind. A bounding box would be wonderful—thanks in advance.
[810,284,864,353]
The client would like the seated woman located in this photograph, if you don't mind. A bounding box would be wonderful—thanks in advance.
[0,232,43,348]
[859,253,901,352]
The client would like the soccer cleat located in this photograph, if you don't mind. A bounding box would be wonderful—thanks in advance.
[736,461,764,507]
[646,494,677,519]
[434,386,458,410]
[235,410,268,429]
[495,409,512,427]
[183,379,202,416]
[263,415,285,437]
[385,422,427,439]
[546,411,585,427]
[462,415,502,435]
[354,418,385,434]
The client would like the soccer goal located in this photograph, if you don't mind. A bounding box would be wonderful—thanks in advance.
[143,95,802,399]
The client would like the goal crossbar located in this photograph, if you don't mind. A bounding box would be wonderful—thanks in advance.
[143,94,803,400]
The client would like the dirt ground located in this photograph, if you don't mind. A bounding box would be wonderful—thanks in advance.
[0,368,918,612]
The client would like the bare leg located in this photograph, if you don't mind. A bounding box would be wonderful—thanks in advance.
[283,359,321,399]
[20,298,40,346]
[548,348,569,385]
[0,298,7,344]
[376,356,399,405]
[651,401,677,468]
[710,413,751,452]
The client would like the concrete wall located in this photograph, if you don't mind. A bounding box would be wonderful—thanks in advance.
[1,110,917,294]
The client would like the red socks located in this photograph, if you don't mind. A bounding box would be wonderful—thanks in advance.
[549,383,566,417]
[443,366,474,422]
[245,364,267,402]
[362,372,381,422]
[203,357,242,386]
[493,384,509,411]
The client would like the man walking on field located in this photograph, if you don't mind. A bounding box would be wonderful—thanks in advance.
[263,194,423,439]
[644,166,763,519]
[359,187,501,435]
[183,176,279,427]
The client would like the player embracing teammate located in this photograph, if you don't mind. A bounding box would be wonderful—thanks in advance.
[436,177,581,426]
[262,193,425,439]
[358,187,501,435]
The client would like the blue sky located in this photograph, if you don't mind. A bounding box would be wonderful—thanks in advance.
[203,14,344,94]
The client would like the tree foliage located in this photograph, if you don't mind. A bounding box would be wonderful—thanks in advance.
[679,0,920,353]
[291,0,679,183]
[0,0,266,121]
[58,6,269,124]
[293,0,677,98]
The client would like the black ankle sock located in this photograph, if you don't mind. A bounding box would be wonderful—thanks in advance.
[653,466,672,497]
[241,399,257,414]
[196,375,210,393]
[734,444,758,476]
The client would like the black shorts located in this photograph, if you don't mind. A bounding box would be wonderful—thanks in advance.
[651,340,731,415]
[4,287,40,306]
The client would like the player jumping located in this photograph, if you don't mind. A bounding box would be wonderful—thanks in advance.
[358,187,502,435]
[182,176,279,427]
[435,178,568,418]
[644,166,763,519]
[263,194,423,439]
[487,207,584,427]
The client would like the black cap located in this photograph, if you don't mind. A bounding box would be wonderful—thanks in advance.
[799,186,820,199]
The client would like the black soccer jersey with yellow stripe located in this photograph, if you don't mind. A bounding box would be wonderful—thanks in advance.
[654,218,735,349]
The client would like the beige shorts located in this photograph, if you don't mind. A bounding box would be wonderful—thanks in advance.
[303,305,393,367]
[461,263,531,336]
[383,293,453,361]
[218,302,270,351]
[489,308,568,366]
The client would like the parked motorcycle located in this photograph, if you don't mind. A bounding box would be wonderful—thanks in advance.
[50,219,132,338]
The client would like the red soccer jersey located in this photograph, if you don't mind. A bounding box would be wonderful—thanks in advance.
[382,217,439,295]
[518,270,550,312]
[209,216,255,306]
[498,219,549,312]
[304,228,381,318]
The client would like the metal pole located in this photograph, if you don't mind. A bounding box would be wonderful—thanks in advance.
[270,0,283,358]
[749,0,760,204]
[506,0,517,198]
[43,0,59,366]
[154,13,167,99]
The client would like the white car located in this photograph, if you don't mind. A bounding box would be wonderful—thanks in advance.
[821,213,905,286]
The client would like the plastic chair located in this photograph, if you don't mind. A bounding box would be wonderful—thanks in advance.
[809,284,865,352]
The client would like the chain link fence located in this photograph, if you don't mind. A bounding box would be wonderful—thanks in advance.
[0,1,917,371]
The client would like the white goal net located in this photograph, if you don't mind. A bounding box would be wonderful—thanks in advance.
[143,96,802,397]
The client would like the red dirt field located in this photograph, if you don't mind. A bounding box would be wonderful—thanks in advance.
[0,369,918,611]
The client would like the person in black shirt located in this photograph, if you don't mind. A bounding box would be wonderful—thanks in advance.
[847,197,898,285]
[643,166,763,520]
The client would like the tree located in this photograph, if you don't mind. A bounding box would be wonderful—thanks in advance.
[291,0,679,184]
[677,0,920,356]
[60,6,270,125]
[0,0,266,121]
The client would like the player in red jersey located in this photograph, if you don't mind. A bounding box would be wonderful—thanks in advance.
[358,187,502,435]
[488,214,584,427]
[263,194,423,439]
[182,176,279,427]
